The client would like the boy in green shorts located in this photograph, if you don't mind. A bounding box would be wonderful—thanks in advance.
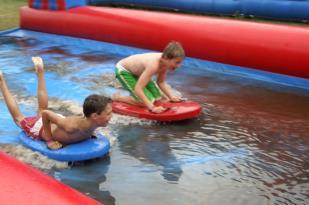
[113,41,185,113]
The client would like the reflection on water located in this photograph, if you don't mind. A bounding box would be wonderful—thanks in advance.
[0,36,39,48]
[0,35,308,205]
[59,156,116,204]
[117,126,184,182]
[38,45,121,63]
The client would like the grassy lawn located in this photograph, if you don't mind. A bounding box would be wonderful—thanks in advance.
[0,0,28,31]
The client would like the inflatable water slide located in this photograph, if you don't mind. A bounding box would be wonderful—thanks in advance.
[1,0,309,204]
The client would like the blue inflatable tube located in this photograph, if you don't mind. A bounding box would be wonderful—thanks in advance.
[88,0,309,21]
[241,0,309,21]
[89,0,239,15]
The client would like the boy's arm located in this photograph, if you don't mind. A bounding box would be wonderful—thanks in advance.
[135,67,167,113]
[41,110,70,141]
[157,74,173,100]
[134,69,155,110]
[157,72,183,102]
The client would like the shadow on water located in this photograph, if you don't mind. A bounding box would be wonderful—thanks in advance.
[39,46,73,56]
[0,36,40,48]
[79,52,121,63]
[56,155,116,205]
[39,46,121,63]
[117,126,184,182]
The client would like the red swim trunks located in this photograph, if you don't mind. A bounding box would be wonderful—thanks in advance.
[20,116,43,140]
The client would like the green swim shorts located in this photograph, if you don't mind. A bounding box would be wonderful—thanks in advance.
[115,63,162,103]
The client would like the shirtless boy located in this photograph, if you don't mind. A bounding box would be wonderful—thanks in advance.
[112,41,185,113]
[0,57,112,150]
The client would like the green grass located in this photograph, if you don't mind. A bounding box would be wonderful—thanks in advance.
[0,0,28,31]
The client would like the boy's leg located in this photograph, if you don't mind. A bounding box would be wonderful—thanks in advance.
[145,80,163,102]
[0,71,24,127]
[114,67,161,106]
[112,92,143,106]
[114,65,144,106]
[32,58,62,150]
[32,57,48,117]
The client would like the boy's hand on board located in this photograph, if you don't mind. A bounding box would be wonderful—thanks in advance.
[149,106,168,114]
[170,96,184,102]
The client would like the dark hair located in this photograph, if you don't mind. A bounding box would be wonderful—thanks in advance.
[162,41,185,59]
[83,94,112,117]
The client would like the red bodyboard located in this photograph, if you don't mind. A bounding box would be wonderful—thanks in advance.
[112,101,202,121]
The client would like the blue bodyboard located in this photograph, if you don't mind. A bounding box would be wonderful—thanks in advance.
[18,132,110,161]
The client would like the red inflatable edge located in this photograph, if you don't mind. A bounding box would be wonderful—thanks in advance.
[20,6,309,79]
[0,152,101,205]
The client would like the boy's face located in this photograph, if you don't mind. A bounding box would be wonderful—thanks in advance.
[94,103,112,126]
[164,57,183,71]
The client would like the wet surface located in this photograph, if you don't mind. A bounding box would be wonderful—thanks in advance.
[0,33,308,205]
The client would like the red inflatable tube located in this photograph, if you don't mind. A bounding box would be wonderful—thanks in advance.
[0,152,102,205]
[20,6,309,78]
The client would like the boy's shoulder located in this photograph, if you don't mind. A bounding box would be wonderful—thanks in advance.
[61,116,81,126]
[136,52,161,58]
[62,117,84,133]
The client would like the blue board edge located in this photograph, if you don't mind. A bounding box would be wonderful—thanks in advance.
[18,132,110,162]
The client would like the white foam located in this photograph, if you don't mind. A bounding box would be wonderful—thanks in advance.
[109,113,154,126]
[0,144,68,170]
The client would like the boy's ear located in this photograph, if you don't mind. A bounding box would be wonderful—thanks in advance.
[160,57,168,64]
[90,113,98,119]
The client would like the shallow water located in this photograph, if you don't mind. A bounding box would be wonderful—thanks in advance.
[0,31,308,205]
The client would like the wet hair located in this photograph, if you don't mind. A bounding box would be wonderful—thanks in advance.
[83,94,112,117]
[162,41,185,60]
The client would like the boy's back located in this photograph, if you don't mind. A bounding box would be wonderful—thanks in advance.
[119,52,162,76]
[47,115,98,145]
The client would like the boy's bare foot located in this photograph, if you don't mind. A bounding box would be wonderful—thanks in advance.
[170,96,185,102]
[112,92,145,107]
[158,98,169,103]
[149,106,168,113]
[46,140,63,150]
[31,56,44,74]
[0,71,3,82]
[111,92,121,101]
[0,71,5,88]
